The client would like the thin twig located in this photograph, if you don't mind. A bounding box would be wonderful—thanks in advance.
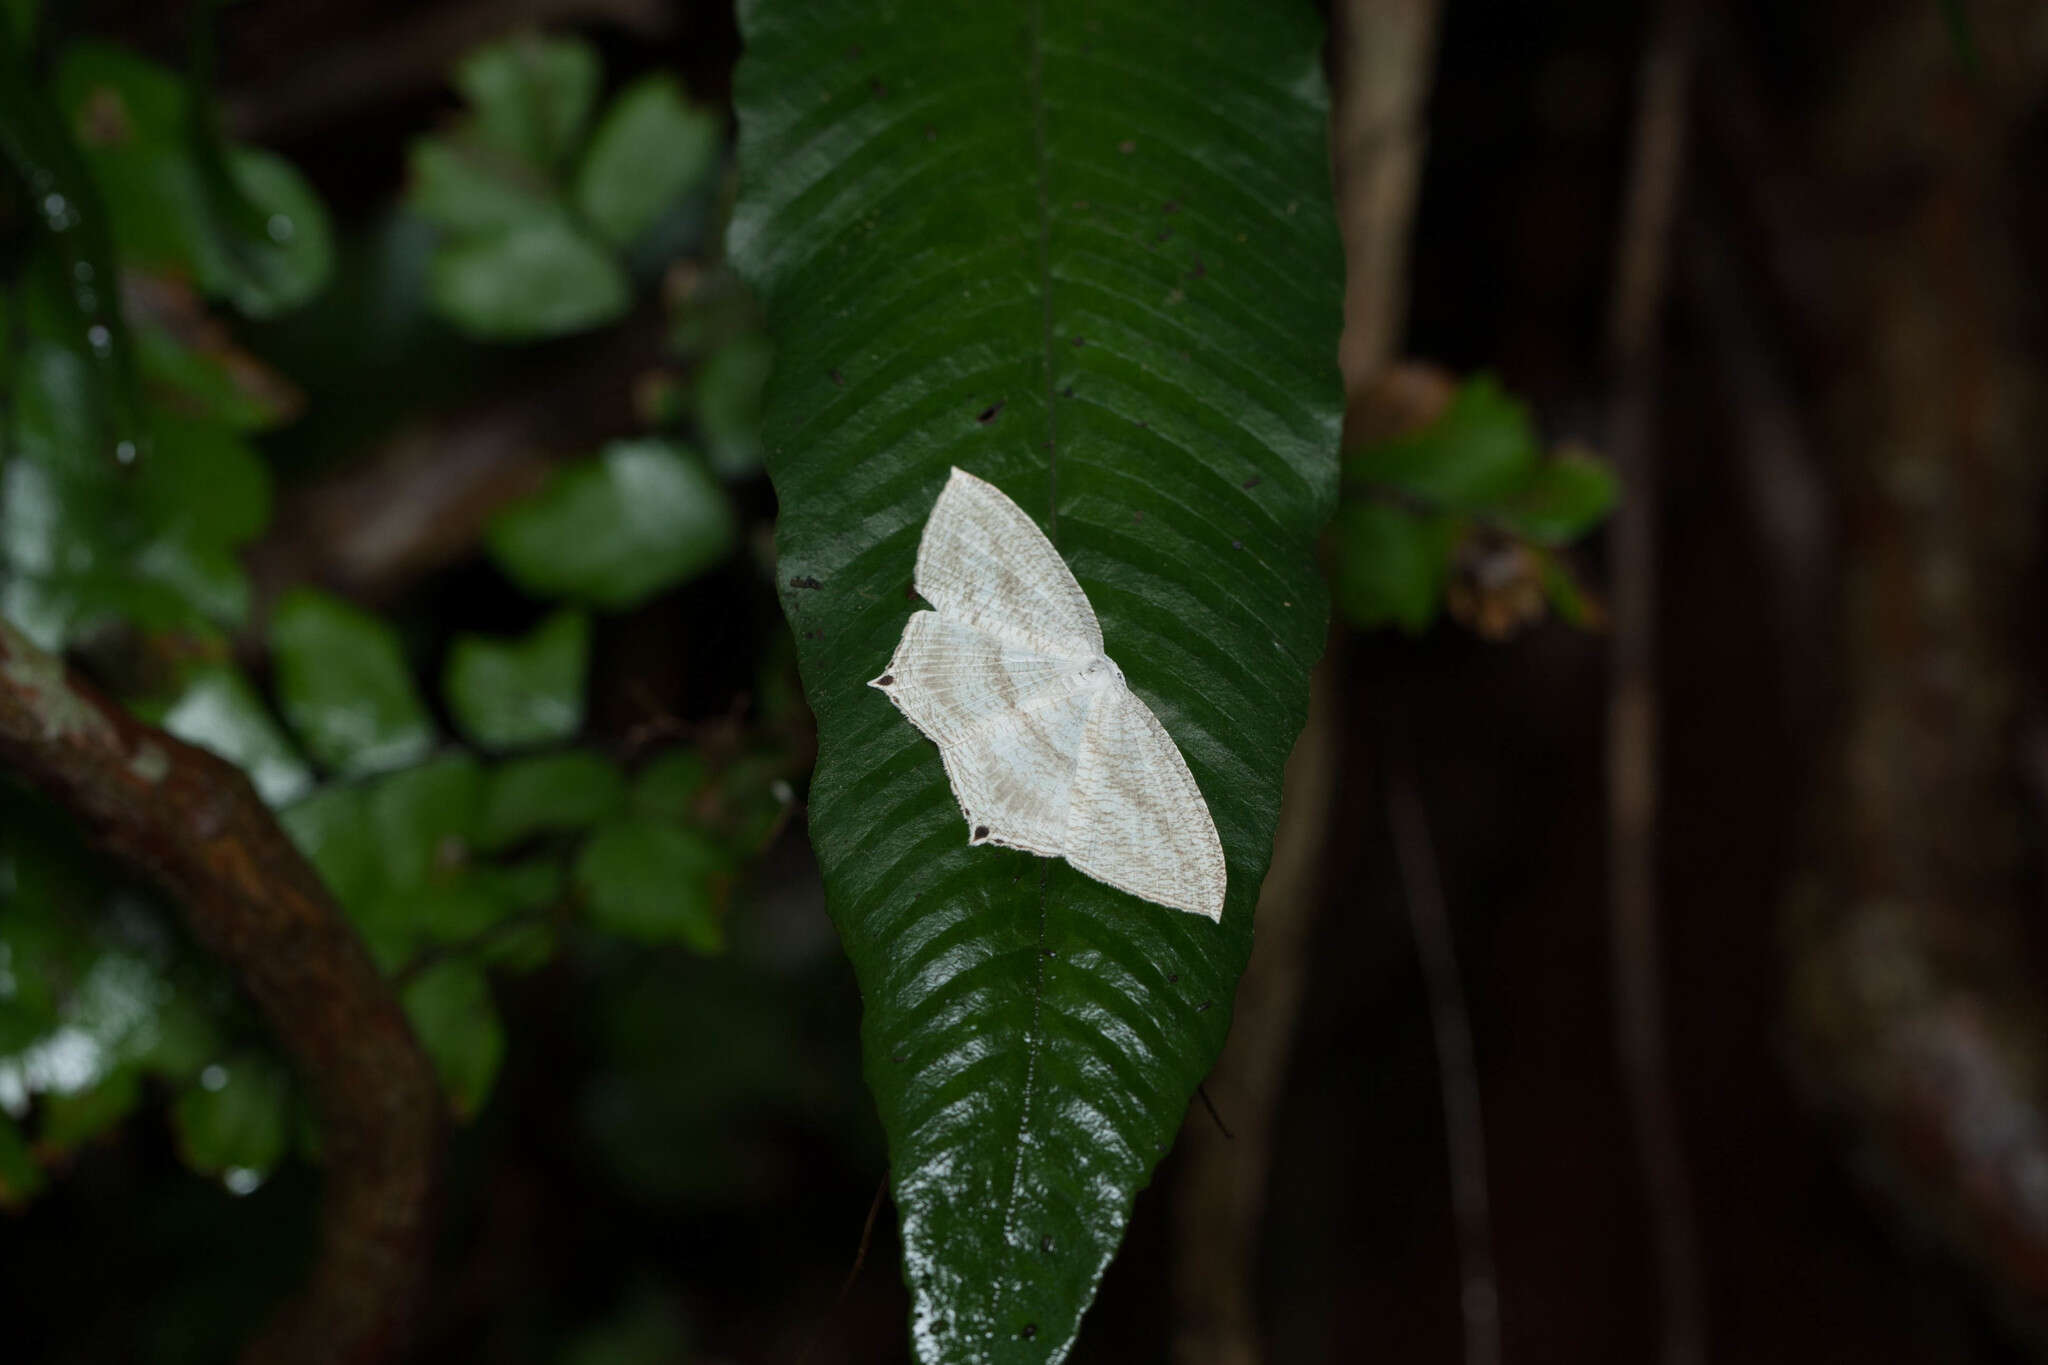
[1387,739,1500,1365]
[797,1173,889,1365]
[0,616,441,1364]
[1605,3,1704,1364]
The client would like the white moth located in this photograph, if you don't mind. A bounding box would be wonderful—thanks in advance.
[870,467,1227,921]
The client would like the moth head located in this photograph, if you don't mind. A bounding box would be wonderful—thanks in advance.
[1080,654,1122,685]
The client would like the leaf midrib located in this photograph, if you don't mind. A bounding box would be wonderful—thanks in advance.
[992,0,1057,1332]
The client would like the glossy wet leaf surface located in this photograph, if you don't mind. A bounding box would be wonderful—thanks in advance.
[731,2,1342,1358]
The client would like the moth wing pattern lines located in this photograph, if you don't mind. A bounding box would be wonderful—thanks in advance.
[872,467,1227,921]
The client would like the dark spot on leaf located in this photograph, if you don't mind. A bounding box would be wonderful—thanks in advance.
[1021,1323,1039,1341]
[871,78,888,97]
[1072,199,1090,211]
[879,674,894,685]
[924,124,937,141]
[1118,139,1136,154]
[1136,420,1148,429]
[848,43,864,57]
[1242,475,1262,490]
[1198,1000,1214,1012]
[906,584,922,601]
[1188,257,1207,280]
[935,1320,948,1333]
[974,825,989,840]
[1062,385,1074,398]
[977,401,1005,424]
[1156,230,1172,243]
[1163,199,1180,214]
[1167,972,1180,983]
[891,1053,906,1063]
[1043,948,1056,958]
[1070,336,1086,347]
[1040,1233,1054,1253]
[1231,539,1243,550]
[829,368,845,386]
[1132,511,1144,523]
[790,574,824,589]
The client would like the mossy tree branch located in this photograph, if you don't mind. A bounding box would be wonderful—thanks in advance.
[0,615,441,1365]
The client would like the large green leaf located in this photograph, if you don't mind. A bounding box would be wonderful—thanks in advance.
[730,4,1341,1360]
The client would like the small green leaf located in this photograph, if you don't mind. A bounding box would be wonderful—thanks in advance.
[453,33,602,174]
[1494,452,1619,546]
[629,749,709,823]
[367,754,483,889]
[488,440,735,608]
[133,321,299,432]
[693,332,773,478]
[155,665,313,806]
[477,751,625,850]
[172,1052,290,1181]
[406,136,556,234]
[189,149,335,319]
[271,589,435,777]
[1332,501,1461,634]
[429,215,630,340]
[374,880,509,950]
[402,960,504,1120]
[1348,374,1541,511]
[280,785,381,913]
[573,74,721,248]
[575,818,727,952]
[444,609,589,752]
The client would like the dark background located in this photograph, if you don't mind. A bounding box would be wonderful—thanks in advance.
[7,1,2048,1362]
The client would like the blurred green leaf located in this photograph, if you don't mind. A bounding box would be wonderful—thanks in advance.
[374,881,509,954]
[402,960,503,1120]
[693,332,772,478]
[279,786,380,913]
[53,43,332,317]
[367,754,483,890]
[133,319,299,433]
[188,149,335,319]
[477,751,625,851]
[575,818,727,952]
[444,610,589,753]
[428,215,630,340]
[40,1065,141,1150]
[1494,451,1619,546]
[574,74,720,249]
[406,137,554,235]
[488,441,735,608]
[0,1113,44,1205]
[271,589,435,777]
[629,750,709,823]
[172,1052,289,1181]
[1332,501,1460,634]
[154,665,313,807]
[1347,374,1539,511]
[453,33,601,174]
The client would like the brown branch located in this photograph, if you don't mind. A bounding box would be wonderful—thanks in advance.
[1605,3,1704,1364]
[0,615,441,1365]
[1388,737,1499,1365]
